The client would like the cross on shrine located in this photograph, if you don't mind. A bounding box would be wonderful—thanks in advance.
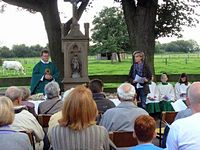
[65,0,80,23]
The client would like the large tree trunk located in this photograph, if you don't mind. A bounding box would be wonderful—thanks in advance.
[122,0,158,74]
[2,0,90,80]
[40,0,63,79]
[117,52,121,62]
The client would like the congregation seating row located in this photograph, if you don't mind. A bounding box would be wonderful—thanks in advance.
[34,111,177,149]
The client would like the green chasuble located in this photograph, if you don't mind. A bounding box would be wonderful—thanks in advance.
[30,61,60,94]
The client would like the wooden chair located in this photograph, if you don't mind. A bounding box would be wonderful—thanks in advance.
[37,114,52,128]
[109,131,138,147]
[158,111,178,146]
[20,130,35,150]
[162,111,178,125]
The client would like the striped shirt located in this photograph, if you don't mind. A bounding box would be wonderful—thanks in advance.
[51,124,110,150]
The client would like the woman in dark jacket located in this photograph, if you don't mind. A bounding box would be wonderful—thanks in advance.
[128,51,152,109]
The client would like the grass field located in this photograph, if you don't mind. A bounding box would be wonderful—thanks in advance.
[0,53,200,78]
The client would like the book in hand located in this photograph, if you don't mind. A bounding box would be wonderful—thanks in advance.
[134,74,146,83]
[171,99,187,112]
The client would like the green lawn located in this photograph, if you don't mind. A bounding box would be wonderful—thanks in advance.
[154,53,200,74]
[0,53,200,78]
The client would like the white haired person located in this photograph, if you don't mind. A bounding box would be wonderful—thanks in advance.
[166,82,200,150]
[20,87,37,117]
[38,81,63,115]
[100,83,148,132]
[0,96,32,150]
[5,86,44,150]
[47,88,75,139]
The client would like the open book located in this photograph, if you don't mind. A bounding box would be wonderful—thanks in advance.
[171,99,187,112]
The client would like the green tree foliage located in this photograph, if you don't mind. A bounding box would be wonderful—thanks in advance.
[155,41,165,53]
[155,39,200,53]
[91,7,130,55]
[156,0,200,38]
[0,46,13,58]
[0,44,45,58]
[114,0,200,73]
[164,40,199,53]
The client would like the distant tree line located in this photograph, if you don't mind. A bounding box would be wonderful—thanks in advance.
[0,44,46,58]
[155,39,200,53]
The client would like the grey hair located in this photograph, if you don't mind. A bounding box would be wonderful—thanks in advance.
[20,87,31,101]
[133,51,145,61]
[117,83,136,101]
[5,86,22,102]
[45,81,60,99]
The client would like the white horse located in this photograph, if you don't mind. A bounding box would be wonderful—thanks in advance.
[2,61,25,75]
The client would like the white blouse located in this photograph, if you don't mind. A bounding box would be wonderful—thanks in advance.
[146,82,159,104]
[175,82,191,100]
[157,83,175,101]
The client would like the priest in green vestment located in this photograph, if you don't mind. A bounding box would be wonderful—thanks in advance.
[30,50,60,94]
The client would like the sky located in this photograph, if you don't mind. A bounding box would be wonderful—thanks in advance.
[0,0,200,48]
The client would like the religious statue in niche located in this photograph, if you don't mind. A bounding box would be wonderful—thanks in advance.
[71,54,81,78]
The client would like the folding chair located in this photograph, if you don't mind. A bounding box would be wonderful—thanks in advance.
[109,131,138,148]
[20,130,35,150]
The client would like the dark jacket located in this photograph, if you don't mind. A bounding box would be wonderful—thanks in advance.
[93,93,115,114]
[128,62,152,95]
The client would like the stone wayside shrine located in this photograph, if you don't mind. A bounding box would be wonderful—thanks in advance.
[62,0,90,90]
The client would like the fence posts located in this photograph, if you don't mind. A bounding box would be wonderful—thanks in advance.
[185,58,188,64]
[165,58,168,65]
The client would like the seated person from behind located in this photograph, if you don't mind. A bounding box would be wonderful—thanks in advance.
[0,96,32,150]
[48,88,74,138]
[38,81,63,115]
[129,115,163,150]
[161,87,192,148]
[166,82,200,150]
[88,79,115,113]
[50,85,110,150]
[100,83,148,132]
[5,86,44,150]
[20,87,37,117]
[175,73,191,100]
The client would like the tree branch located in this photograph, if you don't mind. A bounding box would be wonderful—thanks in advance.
[2,0,41,11]
[63,0,89,36]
